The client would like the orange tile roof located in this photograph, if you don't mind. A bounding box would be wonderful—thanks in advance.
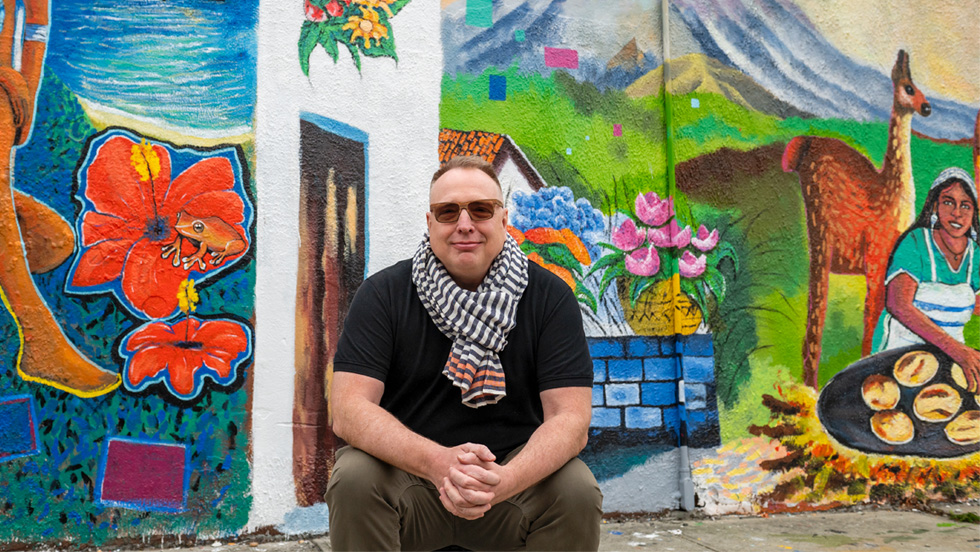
[439,129,507,164]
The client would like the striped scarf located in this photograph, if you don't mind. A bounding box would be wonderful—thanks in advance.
[412,234,528,408]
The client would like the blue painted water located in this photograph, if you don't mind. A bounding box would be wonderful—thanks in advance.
[43,0,257,135]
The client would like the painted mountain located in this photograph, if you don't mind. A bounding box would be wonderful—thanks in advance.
[626,53,811,120]
[441,0,977,140]
[441,0,662,87]
[669,0,976,140]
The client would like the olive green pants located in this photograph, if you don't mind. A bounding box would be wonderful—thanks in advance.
[325,446,603,551]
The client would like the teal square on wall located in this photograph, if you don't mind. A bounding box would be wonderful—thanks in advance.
[466,0,493,28]
[515,29,525,42]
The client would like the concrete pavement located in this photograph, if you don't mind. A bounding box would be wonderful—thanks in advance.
[30,503,980,552]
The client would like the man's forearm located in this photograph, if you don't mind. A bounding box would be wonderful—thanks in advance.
[333,394,446,480]
[487,387,592,505]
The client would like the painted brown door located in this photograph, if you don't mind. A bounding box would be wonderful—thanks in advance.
[293,118,366,506]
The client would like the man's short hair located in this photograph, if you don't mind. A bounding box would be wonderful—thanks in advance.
[430,155,502,191]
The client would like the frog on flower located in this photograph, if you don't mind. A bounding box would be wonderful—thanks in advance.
[589,191,736,330]
[66,130,253,320]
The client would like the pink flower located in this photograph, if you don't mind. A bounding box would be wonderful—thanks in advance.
[691,225,719,252]
[673,223,692,248]
[648,224,672,248]
[625,244,661,277]
[612,219,645,251]
[678,250,707,278]
[648,220,691,248]
[305,0,329,22]
[635,192,673,227]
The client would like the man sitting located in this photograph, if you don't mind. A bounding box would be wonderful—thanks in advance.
[326,155,602,550]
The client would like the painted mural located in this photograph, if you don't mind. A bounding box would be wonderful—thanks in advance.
[299,0,413,74]
[439,0,980,514]
[1,0,256,545]
[292,115,367,507]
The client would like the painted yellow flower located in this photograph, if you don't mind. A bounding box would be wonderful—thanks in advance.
[353,0,395,18]
[343,7,388,49]
[177,279,199,314]
[130,139,161,183]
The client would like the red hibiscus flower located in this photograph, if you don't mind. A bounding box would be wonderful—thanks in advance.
[121,317,251,400]
[68,133,250,319]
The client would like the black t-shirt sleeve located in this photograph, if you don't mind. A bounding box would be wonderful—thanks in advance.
[333,277,394,382]
[533,270,594,391]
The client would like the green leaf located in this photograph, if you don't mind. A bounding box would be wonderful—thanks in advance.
[576,286,598,313]
[389,0,413,16]
[597,260,626,301]
[712,241,739,272]
[519,241,540,256]
[344,40,362,72]
[681,278,708,316]
[298,22,320,76]
[319,28,341,63]
[702,266,726,303]
[629,277,657,305]
[586,251,623,278]
[543,243,581,273]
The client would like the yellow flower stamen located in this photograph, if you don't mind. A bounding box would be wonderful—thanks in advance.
[130,139,161,183]
[342,7,388,49]
[177,279,199,314]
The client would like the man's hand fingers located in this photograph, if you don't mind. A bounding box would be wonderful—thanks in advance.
[453,463,502,487]
[448,467,492,491]
[440,480,490,520]
[448,469,495,503]
[459,443,496,463]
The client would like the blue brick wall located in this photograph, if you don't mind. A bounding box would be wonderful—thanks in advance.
[588,335,720,447]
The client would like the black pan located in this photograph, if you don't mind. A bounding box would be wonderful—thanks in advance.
[817,344,980,458]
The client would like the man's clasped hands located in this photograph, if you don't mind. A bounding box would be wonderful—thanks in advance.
[430,443,513,520]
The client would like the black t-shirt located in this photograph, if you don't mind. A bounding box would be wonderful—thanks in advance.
[333,259,593,458]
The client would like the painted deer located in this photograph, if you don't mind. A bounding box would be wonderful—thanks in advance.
[782,50,931,389]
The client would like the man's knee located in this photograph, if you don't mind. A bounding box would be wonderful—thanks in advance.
[326,447,395,508]
[544,458,603,514]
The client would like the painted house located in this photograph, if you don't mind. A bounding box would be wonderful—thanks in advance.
[439,128,546,202]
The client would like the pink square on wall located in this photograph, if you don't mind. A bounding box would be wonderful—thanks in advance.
[613,124,623,137]
[98,438,188,512]
[544,47,579,69]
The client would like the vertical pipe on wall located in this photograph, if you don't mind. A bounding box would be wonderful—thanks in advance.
[662,0,696,513]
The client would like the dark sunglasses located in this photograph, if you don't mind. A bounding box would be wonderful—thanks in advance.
[430,199,503,223]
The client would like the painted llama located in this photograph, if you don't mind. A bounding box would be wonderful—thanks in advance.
[782,50,931,389]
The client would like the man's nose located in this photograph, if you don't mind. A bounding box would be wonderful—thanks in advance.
[455,208,476,230]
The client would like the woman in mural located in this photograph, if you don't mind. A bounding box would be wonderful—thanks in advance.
[872,167,980,392]
[0,0,120,396]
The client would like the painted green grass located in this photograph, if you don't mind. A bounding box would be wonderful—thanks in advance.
[441,67,977,438]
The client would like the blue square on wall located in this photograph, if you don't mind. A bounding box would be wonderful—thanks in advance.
[489,75,506,101]
[0,396,38,462]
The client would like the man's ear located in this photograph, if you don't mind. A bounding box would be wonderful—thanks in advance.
[501,207,508,230]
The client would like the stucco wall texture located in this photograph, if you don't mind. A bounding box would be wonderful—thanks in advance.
[0,0,976,547]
